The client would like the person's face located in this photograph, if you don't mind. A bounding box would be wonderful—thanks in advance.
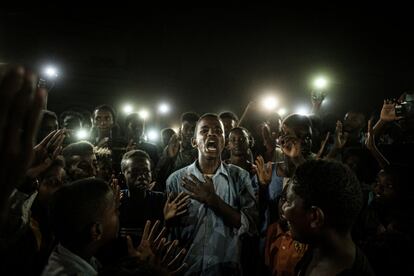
[374,170,397,207]
[127,118,144,139]
[63,115,82,130]
[94,110,114,131]
[281,183,313,243]
[180,121,196,149]
[100,191,120,243]
[38,165,66,203]
[123,158,152,193]
[269,118,281,140]
[220,117,237,139]
[67,153,98,181]
[193,116,225,160]
[228,129,249,156]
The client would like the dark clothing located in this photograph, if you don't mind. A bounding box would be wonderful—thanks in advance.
[295,246,375,276]
[134,141,161,167]
[363,229,414,275]
[155,147,198,191]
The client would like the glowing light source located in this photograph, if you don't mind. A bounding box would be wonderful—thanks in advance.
[147,129,159,142]
[277,108,287,117]
[76,129,89,140]
[295,106,310,116]
[261,96,279,111]
[158,103,170,114]
[313,76,328,90]
[139,109,149,120]
[123,104,134,114]
[43,66,58,78]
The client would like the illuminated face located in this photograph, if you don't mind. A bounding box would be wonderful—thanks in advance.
[180,121,197,149]
[123,158,152,194]
[67,153,98,181]
[94,109,114,131]
[193,116,225,160]
[374,170,397,207]
[281,183,312,243]
[228,128,250,157]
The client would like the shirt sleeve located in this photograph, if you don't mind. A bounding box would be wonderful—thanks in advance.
[237,171,259,236]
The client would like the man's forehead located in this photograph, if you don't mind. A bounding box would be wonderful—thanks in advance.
[198,116,223,128]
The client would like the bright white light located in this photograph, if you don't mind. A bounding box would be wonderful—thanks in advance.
[44,66,58,78]
[139,110,149,120]
[313,77,328,89]
[295,106,310,116]
[123,104,134,114]
[76,129,89,140]
[147,129,159,142]
[158,103,170,114]
[277,108,287,116]
[171,125,180,134]
[261,96,278,111]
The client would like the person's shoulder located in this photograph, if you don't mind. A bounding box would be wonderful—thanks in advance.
[225,163,250,178]
[166,163,194,184]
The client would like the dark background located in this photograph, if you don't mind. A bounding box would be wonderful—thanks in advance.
[1,6,413,127]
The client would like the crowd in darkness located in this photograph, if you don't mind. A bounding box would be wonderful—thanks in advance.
[1,64,414,275]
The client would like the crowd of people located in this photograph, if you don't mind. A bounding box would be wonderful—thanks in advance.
[0,64,413,275]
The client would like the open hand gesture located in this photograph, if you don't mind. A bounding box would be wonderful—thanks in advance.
[181,174,217,205]
[164,192,190,221]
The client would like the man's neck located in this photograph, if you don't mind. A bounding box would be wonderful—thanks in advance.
[313,230,356,268]
[198,157,221,174]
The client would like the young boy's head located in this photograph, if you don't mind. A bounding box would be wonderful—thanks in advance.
[282,159,363,244]
[50,178,119,252]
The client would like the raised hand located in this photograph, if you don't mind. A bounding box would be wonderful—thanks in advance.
[163,192,190,221]
[0,66,45,218]
[380,99,403,122]
[181,174,217,205]
[127,220,187,274]
[27,129,65,178]
[255,155,272,186]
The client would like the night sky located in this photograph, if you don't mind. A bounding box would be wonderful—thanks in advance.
[1,7,413,126]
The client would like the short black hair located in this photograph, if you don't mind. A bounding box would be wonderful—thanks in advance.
[94,104,117,121]
[124,113,142,128]
[62,141,94,162]
[59,110,83,126]
[50,178,112,249]
[121,149,151,173]
[42,109,58,122]
[180,112,200,124]
[219,111,239,122]
[292,159,363,233]
[282,114,312,140]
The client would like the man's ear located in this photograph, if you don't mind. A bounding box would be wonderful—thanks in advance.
[90,223,103,241]
[191,137,197,148]
[309,206,325,229]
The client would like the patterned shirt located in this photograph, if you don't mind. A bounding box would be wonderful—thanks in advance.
[166,161,258,275]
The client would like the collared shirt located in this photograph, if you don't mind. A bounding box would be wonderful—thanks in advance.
[42,243,101,276]
[166,161,258,275]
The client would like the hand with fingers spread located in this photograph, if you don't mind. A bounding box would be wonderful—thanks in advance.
[26,129,65,179]
[380,99,403,122]
[0,65,45,219]
[164,192,191,222]
[255,155,272,186]
[181,174,217,206]
[127,220,187,274]
[280,136,302,158]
